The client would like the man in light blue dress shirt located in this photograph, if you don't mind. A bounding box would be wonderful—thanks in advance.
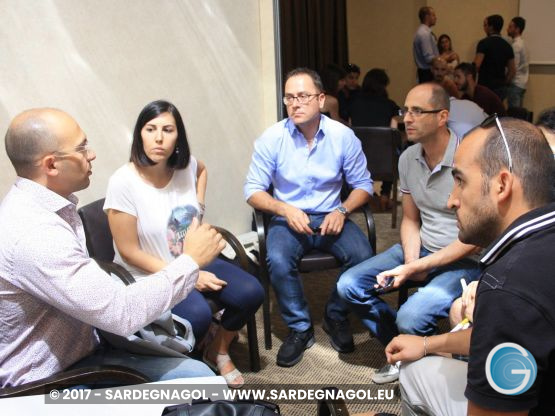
[413,6,439,84]
[244,68,374,367]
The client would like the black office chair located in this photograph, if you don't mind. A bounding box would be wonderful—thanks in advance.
[507,107,533,122]
[78,198,261,372]
[352,126,402,229]
[253,187,377,350]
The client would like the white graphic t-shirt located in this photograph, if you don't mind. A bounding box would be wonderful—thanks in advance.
[104,157,199,279]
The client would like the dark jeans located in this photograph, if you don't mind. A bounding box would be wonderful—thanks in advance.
[172,257,264,339]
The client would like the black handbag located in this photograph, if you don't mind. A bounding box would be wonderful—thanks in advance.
[161,399,280,416]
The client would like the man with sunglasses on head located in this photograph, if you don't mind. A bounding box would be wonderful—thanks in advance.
[337,83,481,384]
[244,67,374,367]
[0,108,223,388]
[385,117,555,416]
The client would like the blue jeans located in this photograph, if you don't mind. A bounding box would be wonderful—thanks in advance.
[69,346,214,381]
[337,243,481,346]
[266,214,373,332]
[506,85,526,108]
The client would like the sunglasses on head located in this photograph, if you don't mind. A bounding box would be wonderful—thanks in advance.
[480,113,513,173]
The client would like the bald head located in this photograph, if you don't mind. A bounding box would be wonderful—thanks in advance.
[5,108,75,177]
[409,83,450,112]
[431,57,449,83]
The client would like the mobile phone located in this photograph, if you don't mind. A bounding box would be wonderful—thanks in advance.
[310,226,322,233]
[374,277,394,295]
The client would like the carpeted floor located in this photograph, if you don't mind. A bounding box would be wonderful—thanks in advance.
[230,205,405,416]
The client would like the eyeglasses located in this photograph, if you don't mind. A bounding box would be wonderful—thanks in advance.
[399,107,445,117]
[54,143,93,158]
[283,93,320,106]
[480,113,513,173]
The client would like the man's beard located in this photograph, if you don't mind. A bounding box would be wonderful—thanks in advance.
[458,199,500,248]
[458,80,468,92]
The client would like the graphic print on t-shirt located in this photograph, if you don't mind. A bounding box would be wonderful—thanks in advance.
[167,205,199,257]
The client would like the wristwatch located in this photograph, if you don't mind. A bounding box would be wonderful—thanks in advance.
[336,206,349,217]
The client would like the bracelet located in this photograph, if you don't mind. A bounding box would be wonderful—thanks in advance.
[423,336,428,357]
[198,202,206,212]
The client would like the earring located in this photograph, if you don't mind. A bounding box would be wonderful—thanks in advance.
[175,147,180,154]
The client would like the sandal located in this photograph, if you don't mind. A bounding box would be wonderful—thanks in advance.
[203,350,244,389]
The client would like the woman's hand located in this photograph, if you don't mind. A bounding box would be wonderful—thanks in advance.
[195,271,227,292]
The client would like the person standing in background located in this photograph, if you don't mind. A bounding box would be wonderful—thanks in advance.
[507,16,529,108]
[473,14,515,101]
[413,6,439,84]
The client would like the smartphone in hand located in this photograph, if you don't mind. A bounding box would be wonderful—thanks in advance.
[366,277,394,295]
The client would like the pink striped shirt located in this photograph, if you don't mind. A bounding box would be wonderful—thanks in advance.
[0,178,199,387]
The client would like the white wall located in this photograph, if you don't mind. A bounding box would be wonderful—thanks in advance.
[0,0,277,233]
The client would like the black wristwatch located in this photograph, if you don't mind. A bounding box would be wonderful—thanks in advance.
[336,206,349,217]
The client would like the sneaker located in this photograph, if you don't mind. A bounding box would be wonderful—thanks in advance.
[372,362,400,384]
[276,327,315,367]
[322,315,355,353]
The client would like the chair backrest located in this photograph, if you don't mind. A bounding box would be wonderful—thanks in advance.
[507,107,533,122]
[352,126,402,182]
[77,198,115,262]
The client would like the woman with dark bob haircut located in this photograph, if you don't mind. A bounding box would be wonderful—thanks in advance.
[104,100,264,388]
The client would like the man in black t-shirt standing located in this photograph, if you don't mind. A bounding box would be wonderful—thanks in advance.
[474,14,515,101]
[385,118,555,415]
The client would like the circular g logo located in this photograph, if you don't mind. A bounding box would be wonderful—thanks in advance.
[486,342,537,395]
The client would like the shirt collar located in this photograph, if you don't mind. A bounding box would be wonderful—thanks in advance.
[480,202,555,266]
[285,114,326,141]
[15,177,79,214]
[414,129,459,168]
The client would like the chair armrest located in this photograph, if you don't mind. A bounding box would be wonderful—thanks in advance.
[252,209,268,269]
[0,365,150,398]
[213,226,250,271]
[96,259,136,286]
[359,203,377,254]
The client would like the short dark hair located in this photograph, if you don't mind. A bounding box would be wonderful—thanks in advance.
[419,6,433,23]
[537,107,555,133]
[130,100,190,169]
[455,62,476,80]
[486,14,504,33]
[511,16,526,33]
[320,64,346,96]
[478,118,555,206]
[362,68,389,98]
[285,67,324,93]
[345,63,360,75]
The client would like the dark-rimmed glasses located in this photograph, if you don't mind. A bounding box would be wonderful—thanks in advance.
[480,113,513,173]
[398,107,445,117]
[283,94,320,106]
